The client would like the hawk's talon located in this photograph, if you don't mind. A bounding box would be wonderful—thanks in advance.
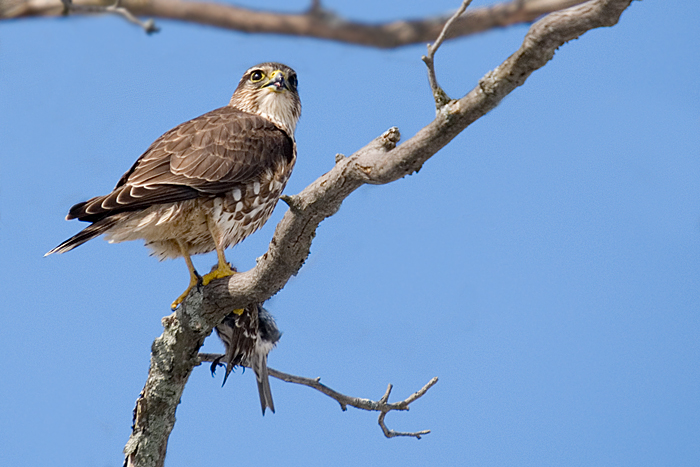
[202,261,235,285]
[171,288,190,310]
[171,269,201,310]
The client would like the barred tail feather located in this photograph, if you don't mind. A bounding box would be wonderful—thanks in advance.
[45,216,121,256]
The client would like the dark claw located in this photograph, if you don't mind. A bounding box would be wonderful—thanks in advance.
[195,271,204,292]
[210,356,224,376]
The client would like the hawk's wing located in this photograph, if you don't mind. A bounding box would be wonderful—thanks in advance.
[68,107,294,223]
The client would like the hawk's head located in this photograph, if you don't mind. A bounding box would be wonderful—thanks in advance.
[229,62,301,137]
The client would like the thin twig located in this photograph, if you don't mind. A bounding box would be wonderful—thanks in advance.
[422,0,474,110]
[198,352,438,439]
[60,0,158,34]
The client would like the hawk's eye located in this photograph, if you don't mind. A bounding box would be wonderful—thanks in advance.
[250,70,265,82]
[288,75,298,88]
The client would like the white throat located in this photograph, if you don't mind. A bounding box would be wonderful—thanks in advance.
[256,91,299,136]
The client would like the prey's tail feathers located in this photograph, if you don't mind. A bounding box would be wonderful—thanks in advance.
[217,352,274,415]
[214,307,278,415]
[45,216,121,256]
[214,315,244,388]
[215,338,274,414]
[253,355,275,415]
[221,357,236,387]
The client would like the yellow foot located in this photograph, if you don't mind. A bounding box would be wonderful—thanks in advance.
[171,275,201,310]
[202,262,235,286]
[232,308,244,315]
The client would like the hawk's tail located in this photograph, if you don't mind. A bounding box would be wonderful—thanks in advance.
[44,216,121,256]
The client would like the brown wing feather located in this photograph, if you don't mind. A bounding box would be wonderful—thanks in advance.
[68,107,294,222]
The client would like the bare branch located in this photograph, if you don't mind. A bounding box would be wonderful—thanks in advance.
[198,353,438,439]
[422,0,474,110]
[59,0,158,33]
[4,0,590,48]
[109,1,634,464]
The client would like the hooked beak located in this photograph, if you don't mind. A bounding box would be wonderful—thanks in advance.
[263,70,288,92]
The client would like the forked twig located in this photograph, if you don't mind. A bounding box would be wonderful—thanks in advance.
[422,0,474,109]
[199,352,438,439]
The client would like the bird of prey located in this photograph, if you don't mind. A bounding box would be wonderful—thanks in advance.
[212,303,282,415]
[46,63,301,309]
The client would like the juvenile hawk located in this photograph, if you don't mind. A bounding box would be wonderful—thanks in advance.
[46,63,301,309]
[212,303,282,415]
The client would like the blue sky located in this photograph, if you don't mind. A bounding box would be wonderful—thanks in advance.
[1,1,699,466]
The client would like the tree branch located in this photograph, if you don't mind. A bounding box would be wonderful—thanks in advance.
[59,0,158,33]
[106,0,634,465]
[4,0,590,46]
[199,353,439,439]
[422,0,474,110]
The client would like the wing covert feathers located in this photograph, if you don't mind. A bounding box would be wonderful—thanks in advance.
[67,106,293,223]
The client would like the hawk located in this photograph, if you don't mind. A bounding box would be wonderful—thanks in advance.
[46,63,301,309]
[212,303,282,415]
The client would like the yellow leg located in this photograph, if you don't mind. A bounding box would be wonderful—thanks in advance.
[171,241,201,310]
[201,217,235,286]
